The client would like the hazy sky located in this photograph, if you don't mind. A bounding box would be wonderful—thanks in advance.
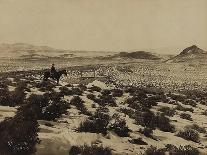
[0,0,206,54]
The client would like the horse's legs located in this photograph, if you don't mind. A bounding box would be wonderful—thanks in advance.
[57,78,59,85]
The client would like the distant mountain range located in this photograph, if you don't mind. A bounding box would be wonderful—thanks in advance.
[167,45,207,63]
[0,43,115,59]
[0,43,206,62]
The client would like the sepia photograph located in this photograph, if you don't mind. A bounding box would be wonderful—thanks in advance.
[0,0,207,154]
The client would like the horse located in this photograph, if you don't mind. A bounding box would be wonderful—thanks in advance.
[43,69,67,84]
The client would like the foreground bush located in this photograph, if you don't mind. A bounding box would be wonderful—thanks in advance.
[69,144,112,155]
[136,111,175,132]
[70,96,91,115]
[0,101,39,155]
[41,101,69,121]
[139,127,153,138]
[186,124,206,133]
[59,86,72,96]
[36,81,56,92]
[175,104,194,113]
[109,118,131,137]
[118,107,135,118]
[0,82,26,106]
[159,107,176,117]
[156,113,175,132]
[135,110,157,129]
[176,128,199,142]
[78,107,110,134]
[144,146,165,155]
[26,94,69,121]
[180,113,192,121]
[112,89,123,97]
[166,144,199,155]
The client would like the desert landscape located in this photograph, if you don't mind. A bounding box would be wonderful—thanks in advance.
[0,43,207,155]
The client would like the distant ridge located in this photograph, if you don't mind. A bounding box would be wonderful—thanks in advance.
[167,45,207,63]
[108,51,161,60]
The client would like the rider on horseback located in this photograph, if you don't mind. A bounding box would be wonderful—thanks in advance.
[51,63,56,79]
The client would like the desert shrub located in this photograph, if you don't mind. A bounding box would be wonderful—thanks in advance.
[126,96,156,111]
[200,100,207,106]
[202,110,207,116]
[180,113,192,121]
[0,81,9,89]
[118,107,135,118]
[10,87,26,105]
[36,81,56,92]
[91,103,96,108]
[25,94,69,121]
[144,96,159,107]
[148,94,166,103]
[69,144,112,155]
[156,113,175,132]
[159,107,176,117]
[65,83,73,87]
[70,96,90,115]
[87,93,96,100]
[89,86,102,92]
[112,89,123,97]
[44,91,64,102]
[0,101,39,155]
[186,124,206,134]
[109,118,131,137]
[71,87,83,95]
[142,87,164,96]
[0,85,26,106]
[167,93,186,102]
[78,107,110,134]
[175,104,194,112]
[144,146,165,155]
[101,89,111,95]
[89,85,102,92]
[139,127,153,137]
[165,144,199,155]
[135,110,157,129]
[124,86,137,95]
[96,94,116,107]
[40,101,69,121]
[78,84,87,91]
[129,138,148,145]
[176,128,199,142]
[59,86,72,96]
[183,99,197,107]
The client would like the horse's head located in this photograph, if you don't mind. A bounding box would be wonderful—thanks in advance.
[62,69,67,76]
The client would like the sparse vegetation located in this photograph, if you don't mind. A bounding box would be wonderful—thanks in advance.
[70,96,91,115]
[144,146,165,155]
[165,144,199,155]
[69,143,112,155]
[112,89,123,97]
[159,107,176,117]
[109,118,131,137]
[176,128,199,143]
[175,104,194,112]
[180,113,192,121]
[78,107,110,134]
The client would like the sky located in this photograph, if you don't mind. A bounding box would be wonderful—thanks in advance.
[0,0,206,54]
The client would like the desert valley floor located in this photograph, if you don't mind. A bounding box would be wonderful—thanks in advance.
[0,58,207,155]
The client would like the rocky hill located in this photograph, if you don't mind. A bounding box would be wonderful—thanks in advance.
[167,45,207,63]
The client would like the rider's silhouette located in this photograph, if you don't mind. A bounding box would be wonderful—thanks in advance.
[51,64,56,79]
